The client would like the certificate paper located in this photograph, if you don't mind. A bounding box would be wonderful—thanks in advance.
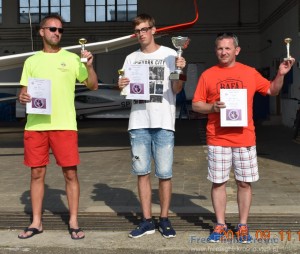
[220,89,247,127]
[123,64,150,100]
[26,78,51,115]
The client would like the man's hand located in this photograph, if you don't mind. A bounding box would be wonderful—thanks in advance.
[175,56,186,70]
[118,77,130,90]
[18,87,31,105]
[278,57,295,76]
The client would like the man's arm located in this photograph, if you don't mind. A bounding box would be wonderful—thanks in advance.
[83,65,98,90]
[18,86,31,105]
[171,56,186,94]
[171,80,184,94]
[192,100,225,114]
[82,50,98,91]
[268,58,295,96]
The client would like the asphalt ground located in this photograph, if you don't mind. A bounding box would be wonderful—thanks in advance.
[0,118,300,253]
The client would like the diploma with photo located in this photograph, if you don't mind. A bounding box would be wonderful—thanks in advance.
[220,89,247,127]
[124,64,150,100]
[26,78,51,115]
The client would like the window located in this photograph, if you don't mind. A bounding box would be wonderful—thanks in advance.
[19,0,70,24]
[85,0,137,22]
[0,0,2,23]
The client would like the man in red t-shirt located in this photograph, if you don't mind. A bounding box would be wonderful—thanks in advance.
[192,32,294,243]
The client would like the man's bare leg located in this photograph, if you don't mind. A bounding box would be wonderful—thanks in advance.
[18,166,46,238]
[63,166,84,239]
[159,178,172,218]
[211,182,227,224]
[137,174,152,219]
[236,180,252,224]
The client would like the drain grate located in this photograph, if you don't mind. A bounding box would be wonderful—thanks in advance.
[1,212,300,232]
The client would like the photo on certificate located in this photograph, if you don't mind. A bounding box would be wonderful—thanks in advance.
[32,98,47,109]
[226,109,242,121]
[130,83,144,94]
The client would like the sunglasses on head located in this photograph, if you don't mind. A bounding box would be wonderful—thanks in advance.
[43,26,64,34]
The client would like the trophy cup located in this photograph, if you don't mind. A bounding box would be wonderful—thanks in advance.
[79,38,88,63]
[118,69,124,78]
[169,36,190,81]
[118,69,127,95]
[284,38,292,61]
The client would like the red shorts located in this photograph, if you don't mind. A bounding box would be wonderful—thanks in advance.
[24,130,80,167]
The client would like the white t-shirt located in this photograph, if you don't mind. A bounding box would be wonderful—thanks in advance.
[123,46,177,131]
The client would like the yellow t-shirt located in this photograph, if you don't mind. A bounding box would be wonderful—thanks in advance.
[20,49,88,131]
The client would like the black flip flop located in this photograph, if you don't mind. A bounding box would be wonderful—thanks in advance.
[18,227,43,239]
[69,227,85,240]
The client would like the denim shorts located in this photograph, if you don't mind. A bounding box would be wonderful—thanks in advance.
[129,128,174,179]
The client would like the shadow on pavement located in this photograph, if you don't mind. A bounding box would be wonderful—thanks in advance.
[255,122,300,167]
[20,184,69,226]
[91,183,213,229]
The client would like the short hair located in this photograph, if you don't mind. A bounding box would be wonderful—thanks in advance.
[216,32,239,47]
[132,13,155,28]
[39,14,64,28]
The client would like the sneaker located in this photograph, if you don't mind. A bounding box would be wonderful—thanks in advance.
[128,219,155,238]
[207,223,227,242]
[158,218,176,238]
[236,224,252,244]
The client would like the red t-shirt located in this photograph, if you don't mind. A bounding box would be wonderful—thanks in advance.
[193,62,270,147]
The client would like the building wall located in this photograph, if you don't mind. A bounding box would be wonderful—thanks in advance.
[260,0,299,126]
[0,0,298,126]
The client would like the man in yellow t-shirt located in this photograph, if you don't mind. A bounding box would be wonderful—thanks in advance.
[17,14,98,240]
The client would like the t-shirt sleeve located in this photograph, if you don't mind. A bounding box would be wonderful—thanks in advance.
[192,74,207,103]
[20,59,30,87]
[254,69,271,95]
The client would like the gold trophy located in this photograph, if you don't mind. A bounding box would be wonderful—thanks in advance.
[118,69,127,96]
[169,36,190,81]
[284,38,292,61]
[118,69,124,78]
[79,38,88,63]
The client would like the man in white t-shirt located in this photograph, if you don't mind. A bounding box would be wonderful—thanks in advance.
[118,13,186,239]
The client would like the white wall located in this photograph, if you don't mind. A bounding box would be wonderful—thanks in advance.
[260,1,300,126]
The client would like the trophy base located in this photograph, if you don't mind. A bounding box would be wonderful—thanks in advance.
[169,73,187,81]
[81,58,88,63]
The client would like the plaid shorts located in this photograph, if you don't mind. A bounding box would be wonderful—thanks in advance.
[207,145,259,183]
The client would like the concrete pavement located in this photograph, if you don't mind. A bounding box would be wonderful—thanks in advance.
[0,118,300,253]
